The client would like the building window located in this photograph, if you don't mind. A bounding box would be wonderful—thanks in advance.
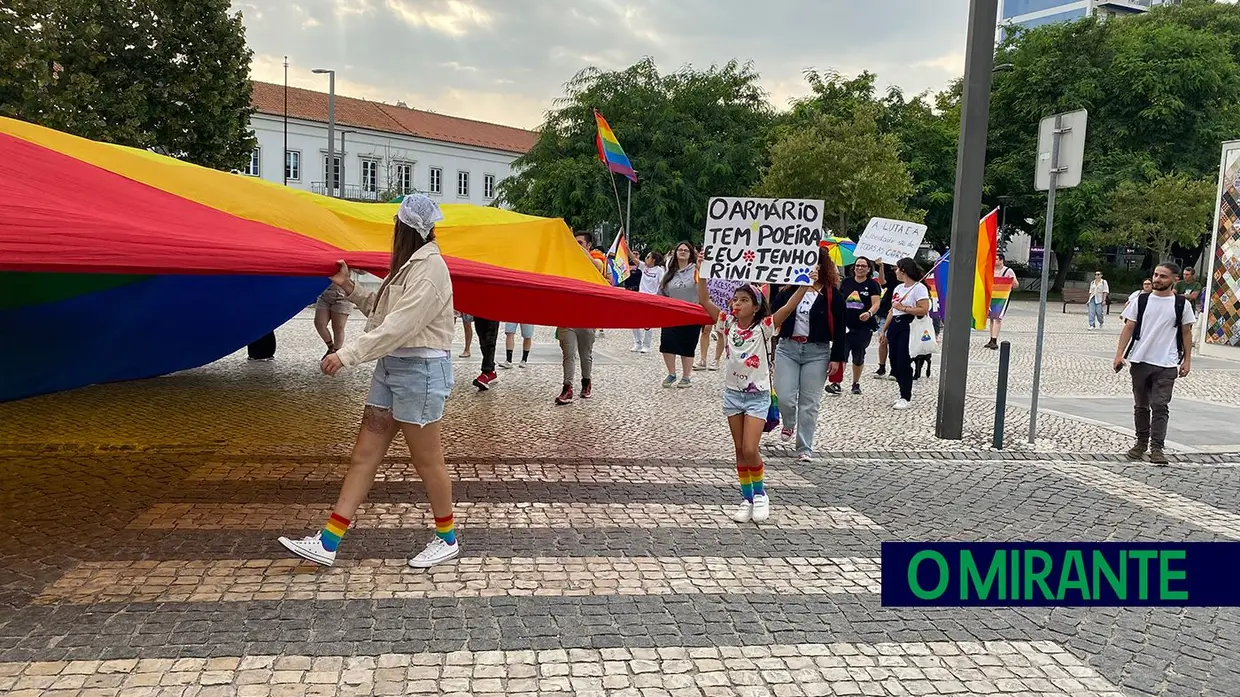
[285,150,300,181]
[244,147,261,177]
[360,158,379,193]
[395,163,413,194]
[429,167,442,195]
[483,173,496,200]
[324,155,341,191]
[457,170,470,198]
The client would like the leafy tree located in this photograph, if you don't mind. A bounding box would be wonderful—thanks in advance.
[753,106,917,236]
[0,0,256,170]
[497,58,774,252]
[1098,173,1215,263]
[986,1,1240,289]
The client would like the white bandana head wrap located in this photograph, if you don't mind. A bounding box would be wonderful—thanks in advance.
[396,194,445,238]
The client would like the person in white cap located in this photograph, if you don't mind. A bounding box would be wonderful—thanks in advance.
[278,194,461,569]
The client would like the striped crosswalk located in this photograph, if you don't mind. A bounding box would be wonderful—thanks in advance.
[17,455,1134,695]
[0,642,1128,696]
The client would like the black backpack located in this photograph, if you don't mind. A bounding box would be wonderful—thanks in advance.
[1124,292,1187,364]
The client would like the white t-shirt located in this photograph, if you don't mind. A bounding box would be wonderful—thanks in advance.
[638,262,662,295]
[1122,293,1196,368]
[1089,279,1110,302]
[791,290,819,337]
[713,312,777,393]
[891,282,930,317]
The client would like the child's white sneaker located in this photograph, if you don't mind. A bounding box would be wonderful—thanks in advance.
[751,494,771,522]
[278,532,335,567]
[731,501,753,523]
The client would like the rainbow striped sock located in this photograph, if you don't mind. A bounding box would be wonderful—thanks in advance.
[435,513,456,545]
[321,512,350,552]
[750,462,767,498]
[737,464,754,502]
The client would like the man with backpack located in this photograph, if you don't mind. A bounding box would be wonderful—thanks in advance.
[1113,263,1195,465]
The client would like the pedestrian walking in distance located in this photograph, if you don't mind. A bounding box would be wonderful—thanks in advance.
[1113,262,1195,466]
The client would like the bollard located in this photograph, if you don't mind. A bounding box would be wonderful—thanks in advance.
[993,341,1012,450]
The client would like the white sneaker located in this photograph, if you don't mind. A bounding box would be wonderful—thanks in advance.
[640,346,650,354]
[751,494,771,522]
[519,360,528,369]
[893,399,912,411]
[631,344,642,352]
[408,538,460,568]
[731,501,753,523]
[278,532,336,567]
[498,361,513,369]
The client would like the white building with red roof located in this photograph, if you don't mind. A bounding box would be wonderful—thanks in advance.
[244,81,538,203]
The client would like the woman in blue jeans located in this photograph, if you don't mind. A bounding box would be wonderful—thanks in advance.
[771,249,848,461]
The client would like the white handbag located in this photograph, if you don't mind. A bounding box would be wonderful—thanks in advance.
[909,314,938,358]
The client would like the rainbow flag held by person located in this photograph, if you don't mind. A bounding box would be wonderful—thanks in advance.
[972,208,1000,327]
[988,275,1015,320]
[606,229,631,286]
[925,208,1001,329]
[594,110,637,183]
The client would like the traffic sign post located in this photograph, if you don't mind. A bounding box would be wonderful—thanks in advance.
[1028,109,1087,444]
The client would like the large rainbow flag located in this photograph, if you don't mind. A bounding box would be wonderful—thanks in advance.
[0,116,706,400]
[594,110,637,182]
[926,209,1001,329]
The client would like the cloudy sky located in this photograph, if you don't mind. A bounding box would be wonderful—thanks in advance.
[236,0,972,130]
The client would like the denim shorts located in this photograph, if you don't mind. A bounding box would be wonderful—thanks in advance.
[366,355,453,426]
[722,388,770,420]
[504,322,536,339]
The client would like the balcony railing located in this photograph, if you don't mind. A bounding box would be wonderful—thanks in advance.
[309,182,428,201]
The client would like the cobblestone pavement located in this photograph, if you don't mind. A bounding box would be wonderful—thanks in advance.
[1,303,1239,696]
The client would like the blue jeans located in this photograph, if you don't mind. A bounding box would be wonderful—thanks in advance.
[774,340,831,455]
[1087,298,1105,328]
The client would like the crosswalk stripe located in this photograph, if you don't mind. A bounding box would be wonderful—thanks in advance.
[37,556,881,605]
[125,502,882,531]
[0,642,1126,695]
[188,461,816,487]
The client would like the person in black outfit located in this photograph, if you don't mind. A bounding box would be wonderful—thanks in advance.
[872,259,899,379]
[471,318,500,390]
[877,258,931,410]
[838,257,882,394]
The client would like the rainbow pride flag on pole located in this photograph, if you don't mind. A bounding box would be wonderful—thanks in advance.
[594,110,637,183]
[926,208,1001,329]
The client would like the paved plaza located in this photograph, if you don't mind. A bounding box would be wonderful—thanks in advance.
[1,301,1239,696]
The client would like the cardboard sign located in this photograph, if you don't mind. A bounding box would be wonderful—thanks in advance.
[855,217,928,264]
[701,197,824,285]
[707,279,745,311]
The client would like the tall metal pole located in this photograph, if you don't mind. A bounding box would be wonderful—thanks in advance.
[1028,113,1063,444]
[625,177,632,242]
[935,0,1000,440]
[340,131,347,200]
[314,69,337,197]
[282,56,288,186]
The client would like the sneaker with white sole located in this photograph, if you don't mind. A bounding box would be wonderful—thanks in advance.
[408,538,460,568]
[277,532,336,567]
[498,360,513,369]
[779,428,794,443]
[640,346,650,354]
[798,452,813,462]
[662,375,678,388]
[893,399,912,410]
[631,344,642,353]
[731,501,753,523]
[751,494,771,522]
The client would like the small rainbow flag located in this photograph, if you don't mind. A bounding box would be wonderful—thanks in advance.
[594,110,637,183]
[606,228,632,286]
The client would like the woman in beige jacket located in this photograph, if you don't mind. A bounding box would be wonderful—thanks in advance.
[279,194,460,569]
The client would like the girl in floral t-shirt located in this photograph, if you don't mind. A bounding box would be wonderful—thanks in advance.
[696,262,815,523]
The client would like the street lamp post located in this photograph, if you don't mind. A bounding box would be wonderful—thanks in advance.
[311,68,336,197]
[935,0,1000,441]
[339,130,356,200]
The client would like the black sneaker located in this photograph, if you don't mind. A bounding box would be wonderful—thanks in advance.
[851,383,862,395]
[872,367,887,379]
[825,383,842,395]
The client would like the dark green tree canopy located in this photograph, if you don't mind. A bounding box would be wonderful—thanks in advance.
[0,0,256,171]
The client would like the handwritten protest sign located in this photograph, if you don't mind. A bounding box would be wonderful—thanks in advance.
[701,197,824,285]
[854,217,928,264]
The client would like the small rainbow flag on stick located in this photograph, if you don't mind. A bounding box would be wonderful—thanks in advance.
[594,110,637,183]
[606,228,632,286]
